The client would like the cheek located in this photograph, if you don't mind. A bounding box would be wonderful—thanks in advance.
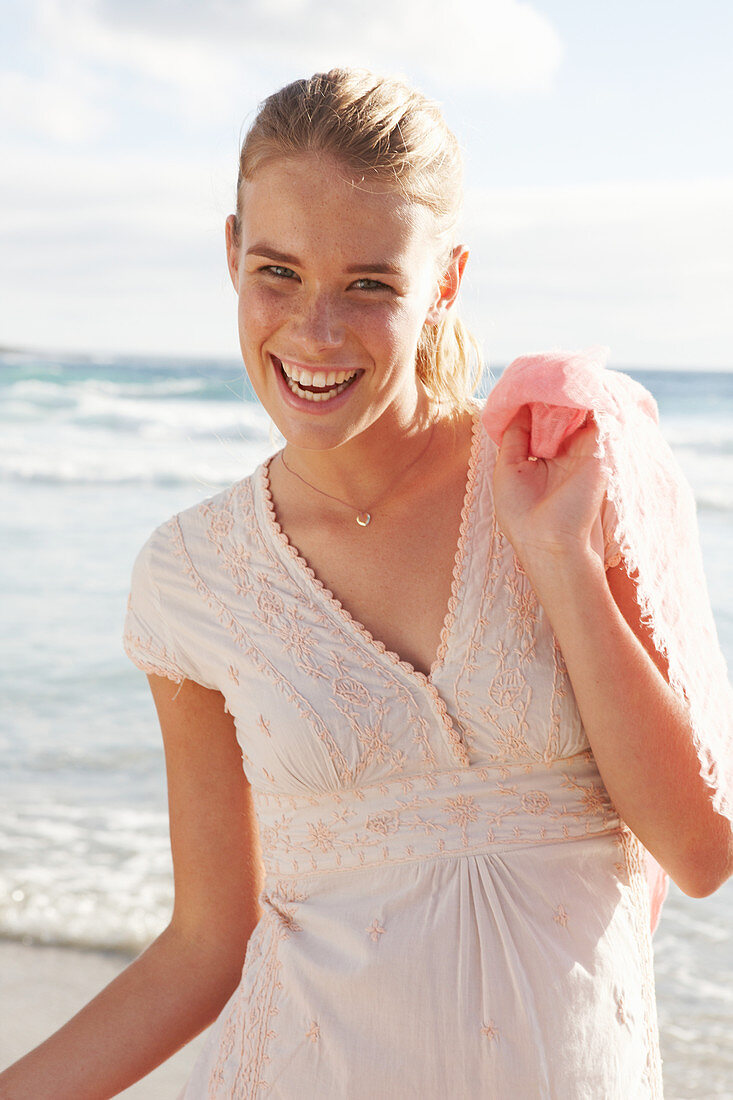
[377,299,430,361]
[360,298,426,348]
[237,286,291,339]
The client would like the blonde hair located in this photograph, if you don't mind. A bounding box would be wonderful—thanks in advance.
[234,68,482,411]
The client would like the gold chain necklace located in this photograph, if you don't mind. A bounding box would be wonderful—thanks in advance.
[279,421,436,527]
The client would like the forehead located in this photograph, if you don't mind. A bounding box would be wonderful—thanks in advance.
[239,153,438,265]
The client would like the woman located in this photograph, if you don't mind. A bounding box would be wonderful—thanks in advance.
[2,68,731,1099]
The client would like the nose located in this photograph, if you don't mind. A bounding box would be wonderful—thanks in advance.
[289,288,345,354]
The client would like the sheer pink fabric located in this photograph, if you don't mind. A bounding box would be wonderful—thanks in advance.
[482,345,733,930]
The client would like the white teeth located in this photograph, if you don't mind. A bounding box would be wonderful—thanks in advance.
[278,359,355,387]
[275,356,358,402]
[283,373,357,402]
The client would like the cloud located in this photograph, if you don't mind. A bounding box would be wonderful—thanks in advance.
[0,140,238,356]
[100,0,564,90]
[460,180,733,368]
[0,66,105,143]
[0,144,232,266]
[4,0,562,160]
[33,0,564,125]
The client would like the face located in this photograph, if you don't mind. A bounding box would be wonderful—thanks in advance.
[225,153,465,452]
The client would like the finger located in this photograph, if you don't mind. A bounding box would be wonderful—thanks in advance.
[558,417,599,458]
[497,405,532,466]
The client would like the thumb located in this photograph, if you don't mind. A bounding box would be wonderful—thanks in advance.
[497,405,533,466]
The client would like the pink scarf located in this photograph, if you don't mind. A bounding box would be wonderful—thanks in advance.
[482,345,733,932]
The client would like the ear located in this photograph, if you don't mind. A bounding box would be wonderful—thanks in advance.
[225,214,241,292]
[425,244,469,325]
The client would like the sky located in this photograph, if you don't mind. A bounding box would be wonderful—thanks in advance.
[1,0,732,369]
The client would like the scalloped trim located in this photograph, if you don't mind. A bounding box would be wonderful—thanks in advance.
[258,410,483,769]
[431,407,483,676]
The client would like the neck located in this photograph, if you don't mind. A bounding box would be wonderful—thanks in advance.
[282,389,438,506]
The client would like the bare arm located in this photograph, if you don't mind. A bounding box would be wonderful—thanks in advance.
[0,676,262,1100]
[527,550,732,896]
[493,408,733,899]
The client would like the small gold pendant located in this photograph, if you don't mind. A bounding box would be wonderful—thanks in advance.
[356,512,371,527]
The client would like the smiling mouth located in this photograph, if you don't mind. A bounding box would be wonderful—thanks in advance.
[272,355,360,402]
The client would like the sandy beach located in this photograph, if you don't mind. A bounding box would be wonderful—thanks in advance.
[0,942,208,1097]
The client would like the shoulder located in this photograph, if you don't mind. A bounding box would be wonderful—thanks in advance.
[134,466,264,581]
[124,465,267,685]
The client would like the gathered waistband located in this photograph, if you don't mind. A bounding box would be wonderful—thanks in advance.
[252,753,621,877]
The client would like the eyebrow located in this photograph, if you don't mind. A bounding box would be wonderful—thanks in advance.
[245,244,402,276]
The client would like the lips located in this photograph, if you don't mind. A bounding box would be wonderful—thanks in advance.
[272,355,360,403]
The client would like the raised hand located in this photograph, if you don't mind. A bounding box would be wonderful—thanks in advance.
[492,404,607,572]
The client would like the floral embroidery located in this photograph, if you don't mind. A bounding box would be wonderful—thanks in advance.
[123,614,186,684]
[447,439,594,769]
[544,637,564,762]
[330,698,409,783]
[560,774,611,816]
[205,506,235,541]
[488,723,533,762]
[207,886,307,1098]
[279,613,317,666]
[306,820,337,853]
[365,811,400,837]
[331,659,372,708]
[618,827,663,1096]
[504,569,539,640]
[305,1021,320,1043]
[256,588,285,621]
[480,1021,500,1041]
[263,881,308,934]
[357,721,407,774]
[252,756,619,877]
[366,919,386,942]
[456,494,504,711]
[487,664,525,709]
[443,794,480,847]
[553,904,569,928]
[521,791,550,815]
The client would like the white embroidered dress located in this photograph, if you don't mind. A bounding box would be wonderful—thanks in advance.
[124,415,662,1099]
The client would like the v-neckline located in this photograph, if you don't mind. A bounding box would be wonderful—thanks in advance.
[258,407,483,687]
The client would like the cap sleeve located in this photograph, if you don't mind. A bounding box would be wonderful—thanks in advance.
[123,524,199,684]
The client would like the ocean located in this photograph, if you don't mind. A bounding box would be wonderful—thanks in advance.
[1,350,731,1096]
